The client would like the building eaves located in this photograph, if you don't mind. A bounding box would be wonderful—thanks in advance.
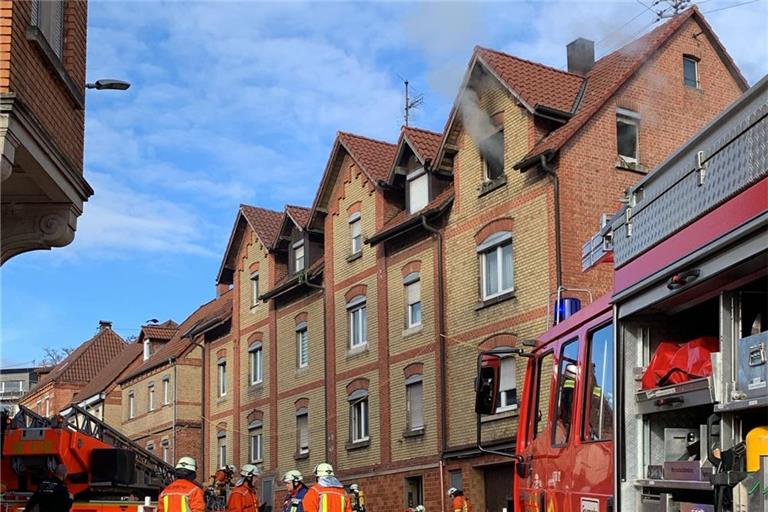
[260,259,324,301]
[367,189,454,246]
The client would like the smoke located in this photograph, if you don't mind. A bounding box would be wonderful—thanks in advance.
[458,72,504,167]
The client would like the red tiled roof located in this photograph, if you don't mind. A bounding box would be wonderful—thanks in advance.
[338,132,398,183]
[36,326,127,388]
[475,46,584,112]
[523,8,720,163]
[240,205,283,248]
[119,290,233,383]
[142,320,178,341]
[285,205,311,229]
[71,342,143,403]
[403,127,443,165]
[269,257,324,291]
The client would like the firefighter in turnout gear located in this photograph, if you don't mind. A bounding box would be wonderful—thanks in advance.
[301,463,352,512]
[24,463,73,512]
[158,457,206,512]
[281,469,309,512]
[348,483,365,512]
[447,488,472,512]
[227,464,260,512]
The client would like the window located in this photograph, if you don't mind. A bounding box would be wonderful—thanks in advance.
[481,130,504,181]
[31,0,64,58]
[0,380,23,393]
[217,359,227,397]
[217,431,227,467]
[553,339,580,447]
[532,352,554,439]
[347,296,368,349]
[683,56,699,88]
[449,470,462,491]
[405,476,424,509]
[349,390,369,443]
[161,440,170,462]
[407,168,429,213]
[478,232,514,300]
[45,397,50,417]
[349,213,362,255]
[162,378,170,405]
[406,375,424,431]
[249,344,263,385]
[143,339,151,361]
[249,421,263,462]
[296,409,309,455]
[251,273,260,307]
[294,239,305,272]
[128,392,135,419]
[497,350,518,412]
[146,442,154,452]
[36,400,42,415]
[296,324,309,369]
[583,324,614,442]
[617,109,639,164]
[148,383,155,411]
[404,273,422,328]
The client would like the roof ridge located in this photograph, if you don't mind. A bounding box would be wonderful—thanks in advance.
[285,204,310,211]
[475,45,586,79]
[240,204,282,215]
[338,131,396,147]
[402,126,442,136]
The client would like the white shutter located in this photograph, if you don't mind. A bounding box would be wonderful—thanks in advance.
[406,280,420,305]
[500,357,516,393]
[408,172,429,213]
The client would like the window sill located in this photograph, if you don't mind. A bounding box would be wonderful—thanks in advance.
[25,26,84,110]
[346,251,363,263]
[295,366,309,377]
[248,382,264,392]
[345,439,370,451]
[294,450,310,460]
[346,344,369,359]
[250,304,260,312]
[478,175,507,197]
[402,325,423,338]
[481,408,519,424]
[402,427,425,439]
[615,159,648,174]
[216,396,228,404]
[475,290,515,311]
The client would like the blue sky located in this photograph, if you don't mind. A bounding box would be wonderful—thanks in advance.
[1,0,766,367]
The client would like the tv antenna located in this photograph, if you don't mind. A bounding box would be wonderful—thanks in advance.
[656,0,691,18]
[403,79,424,127]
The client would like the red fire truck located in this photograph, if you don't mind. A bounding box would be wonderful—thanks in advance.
[476,76,768,512]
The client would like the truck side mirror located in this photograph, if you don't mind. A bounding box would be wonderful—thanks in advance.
[475,353,501,415]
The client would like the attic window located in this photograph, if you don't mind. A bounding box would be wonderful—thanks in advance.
[481,130,504,181]
[294,239,305,273]
[683,56,699,88]
[143,339,151,361]
[407,168,429,214]
[616,109,640,164]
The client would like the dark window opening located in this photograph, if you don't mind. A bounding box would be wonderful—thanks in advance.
[683,56,699,88]
[617,115,638,163]
[481,130,504,180]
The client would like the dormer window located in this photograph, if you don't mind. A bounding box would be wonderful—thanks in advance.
[407,168,429,214]
[143,339,151,361]
[294,239,305,273]
[481,130,504,181]
[349,213,362,255]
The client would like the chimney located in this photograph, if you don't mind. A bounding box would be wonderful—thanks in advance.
[567,38,595,75]
[99,320,112,330]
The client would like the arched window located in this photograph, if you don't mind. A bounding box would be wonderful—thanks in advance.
[346,295,368,349]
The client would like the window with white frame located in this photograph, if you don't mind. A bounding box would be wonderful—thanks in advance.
[45,397,50,417]
[349,389,369,443]
[143,339,151,361]
[128,392,135,419]
[296,323,309,369]
[148,383,155,411]
[248,421,263,462]
[481,130,505,181]
[31,0,65,59]
[616,108,640,164]
[161,440,170,462]
[251,272,260,307]
[146,442,154,452]
[249,344,263,385]
[0,380,23,393]
[478,231,514,300]
[217,431,227,467]
[162,378,170,405]
[495,348,518,412]
[349,213,362,255]
[406,374,424,431]
[294,239,305,273]
[404,272,422,328]
[683,56,699,88]
[217,359,227,397]
[347,295,368,349]
[407,168,429,213]
[296,409,309,455]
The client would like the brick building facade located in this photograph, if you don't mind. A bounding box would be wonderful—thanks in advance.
[1,0,93,263]
[201,7,746,511]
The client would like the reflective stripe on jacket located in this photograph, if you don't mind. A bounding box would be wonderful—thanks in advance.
[302,484,353,512]
[451,496,472,512]
[158,479,206,512]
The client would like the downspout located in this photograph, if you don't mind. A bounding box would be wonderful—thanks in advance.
[302,276,327,463]
[420,215,447,512]
[169,357,177,464]
[540,154,563,289]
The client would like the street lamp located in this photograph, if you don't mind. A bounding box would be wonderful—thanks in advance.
[85,79,131,91]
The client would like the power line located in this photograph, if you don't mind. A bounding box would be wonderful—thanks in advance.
[596,6,654,48]
[702,0,760,14]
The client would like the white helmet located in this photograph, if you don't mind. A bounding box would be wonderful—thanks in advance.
[415,506,425,512]
[349,483,359,492]
[447,487,458,496]
[313,462,335,476]
[175,456,197,472]
[283,469,303,483]
[240,464,259,477]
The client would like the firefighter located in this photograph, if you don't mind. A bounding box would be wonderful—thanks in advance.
[227,464,260,512]
[348,483,365,512]
[447,488,472,512]
[24,463,73,512]
[281,469,308,512]
[301,463,352,512]
[158,456,206,512]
